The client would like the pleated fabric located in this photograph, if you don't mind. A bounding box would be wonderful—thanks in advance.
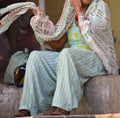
[19,48,107,116]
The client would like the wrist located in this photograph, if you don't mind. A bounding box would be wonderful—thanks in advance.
[78,15,85,27]
[75,15,84,21]
[78,11,85,16]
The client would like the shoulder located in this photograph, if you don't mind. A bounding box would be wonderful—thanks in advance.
[96,0,111,19]
[96,0,109,10]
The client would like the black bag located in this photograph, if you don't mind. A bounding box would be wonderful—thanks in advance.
[14,63,26,87]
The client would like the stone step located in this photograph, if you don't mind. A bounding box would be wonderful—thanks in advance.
[1,75,120,118]
[15,114,120,118]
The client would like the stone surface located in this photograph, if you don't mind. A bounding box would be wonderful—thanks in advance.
[84,75,120,114]
[14,114,120,118]
[0,84,23,118]
[0,75,120,118]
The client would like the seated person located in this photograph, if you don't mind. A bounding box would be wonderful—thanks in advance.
[14,0,118,117]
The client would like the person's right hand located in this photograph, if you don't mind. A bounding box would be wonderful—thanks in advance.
[71,0,82,15]
[71,0,87,16]
[31,7,55,34]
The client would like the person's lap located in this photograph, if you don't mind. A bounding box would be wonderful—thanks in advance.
[18,48,107,116]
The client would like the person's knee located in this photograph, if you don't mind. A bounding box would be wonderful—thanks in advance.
[28,51,42,63]
[60,48,70,55]
[30,51,41,58]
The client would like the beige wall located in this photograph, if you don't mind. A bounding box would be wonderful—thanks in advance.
[45,0,65,23]
[104,0,120,67]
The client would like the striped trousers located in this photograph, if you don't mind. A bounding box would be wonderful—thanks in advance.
[19,48,107,116]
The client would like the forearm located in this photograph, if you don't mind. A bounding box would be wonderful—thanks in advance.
[71,0,81,15]
[44,33,68,52]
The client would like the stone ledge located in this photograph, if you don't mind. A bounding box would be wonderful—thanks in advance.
[15,113,120,118]
[0,75,120,118]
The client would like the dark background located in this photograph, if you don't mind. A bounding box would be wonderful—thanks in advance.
[0,0,41,78]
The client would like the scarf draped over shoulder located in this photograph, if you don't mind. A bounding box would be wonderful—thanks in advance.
[0,0,75,49]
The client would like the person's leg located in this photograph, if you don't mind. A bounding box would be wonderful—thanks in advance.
[52,48,107,113]
[15,50,59,116]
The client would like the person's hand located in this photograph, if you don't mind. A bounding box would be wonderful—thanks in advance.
[44,33,68,52]
[32,7,55,34]
[32,7,42,16]
[71,0,86,16]
[44,40,60,51]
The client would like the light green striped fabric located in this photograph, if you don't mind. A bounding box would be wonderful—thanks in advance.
[20,49,107,115]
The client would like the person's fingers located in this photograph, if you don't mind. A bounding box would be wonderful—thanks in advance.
[71,0,82,15]
[32,7,43,16]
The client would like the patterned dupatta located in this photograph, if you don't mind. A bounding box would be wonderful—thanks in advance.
[0,0,98,49]
[78,0,118,75]
[0,0,75,49]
